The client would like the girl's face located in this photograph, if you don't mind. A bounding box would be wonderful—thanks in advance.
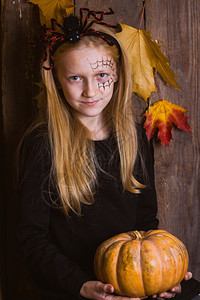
[56,44,117,124]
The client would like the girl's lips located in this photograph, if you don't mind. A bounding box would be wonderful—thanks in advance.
[81,99,101,106]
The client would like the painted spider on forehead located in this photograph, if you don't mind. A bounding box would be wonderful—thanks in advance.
[39,8,121,70]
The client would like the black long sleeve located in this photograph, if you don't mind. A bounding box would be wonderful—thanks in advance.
[17,129,93,299]
[135,125,159,231]
[17,125,158,300]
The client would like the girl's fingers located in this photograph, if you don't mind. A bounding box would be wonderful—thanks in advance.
[170,284,181,293]
[152,284,181,298]
[103,283,114,294]
[139,273,192,300]
[185,272,192,281]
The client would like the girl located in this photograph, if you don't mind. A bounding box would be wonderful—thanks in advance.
[17,10,191,300]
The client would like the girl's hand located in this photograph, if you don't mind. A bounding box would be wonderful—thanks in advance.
[80,280,147,300]
[151,272,193,299]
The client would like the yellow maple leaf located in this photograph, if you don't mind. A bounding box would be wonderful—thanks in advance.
[144,100,191,146]
[29,0,75,27]
[66,5,75,17]
[116,24,180,101]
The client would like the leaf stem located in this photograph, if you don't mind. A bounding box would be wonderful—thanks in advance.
[139,2,145,31]
[154,71,163,100]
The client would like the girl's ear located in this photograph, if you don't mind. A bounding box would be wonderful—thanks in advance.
[114,65,119,82]
[114,70,119,82]
[114,76,118,82]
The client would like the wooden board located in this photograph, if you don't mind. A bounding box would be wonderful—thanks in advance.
[146,0,200,280]
[75,0,144,28]
[1,1,41,299]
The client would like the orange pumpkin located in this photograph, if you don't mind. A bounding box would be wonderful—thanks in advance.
[94,230,189,297]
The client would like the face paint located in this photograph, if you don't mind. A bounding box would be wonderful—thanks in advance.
[57,45,118,125]
[88,55,116,90]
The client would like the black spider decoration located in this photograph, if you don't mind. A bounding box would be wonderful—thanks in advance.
[39,8,119,70]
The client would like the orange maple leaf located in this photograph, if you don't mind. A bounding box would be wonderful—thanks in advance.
[144,100,191,146]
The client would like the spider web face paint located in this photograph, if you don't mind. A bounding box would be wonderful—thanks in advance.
[88,56,117,90]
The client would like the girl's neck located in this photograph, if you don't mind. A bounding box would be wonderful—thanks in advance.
[77,113,110,141]
[91,127,110,141]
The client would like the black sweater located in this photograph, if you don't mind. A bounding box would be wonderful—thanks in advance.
[17,126,159,300]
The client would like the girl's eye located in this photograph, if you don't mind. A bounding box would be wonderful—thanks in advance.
[97,73,107,79]
[69,76,81,81]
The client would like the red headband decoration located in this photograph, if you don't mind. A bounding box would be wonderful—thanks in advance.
[38,8,120,70]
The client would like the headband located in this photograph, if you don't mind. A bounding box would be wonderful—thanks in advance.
[39,8,121,70]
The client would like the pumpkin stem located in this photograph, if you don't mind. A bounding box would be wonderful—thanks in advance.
[130,231,143,240]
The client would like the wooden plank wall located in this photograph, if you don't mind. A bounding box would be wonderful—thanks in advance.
[1,0,199,298]
[145,0,200,279]
[1,1,41,299]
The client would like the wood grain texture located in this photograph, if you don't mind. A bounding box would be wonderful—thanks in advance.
[146,0,200,280]
[1,1,41,299]
[75,0,144,28]
[0,0,4,297]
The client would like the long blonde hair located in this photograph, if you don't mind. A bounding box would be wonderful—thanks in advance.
[39,26,143,216]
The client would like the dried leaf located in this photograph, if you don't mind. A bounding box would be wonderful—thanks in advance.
[116,24,180,101]
[144,100,191,146]
[66,5,75,16]
[29,0,75,27]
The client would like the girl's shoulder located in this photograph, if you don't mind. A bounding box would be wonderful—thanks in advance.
[24,123,48,140]
[23,123,48,146]
[20,123,50,161]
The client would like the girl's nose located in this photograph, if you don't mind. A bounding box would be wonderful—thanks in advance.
[83,79,97,98]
